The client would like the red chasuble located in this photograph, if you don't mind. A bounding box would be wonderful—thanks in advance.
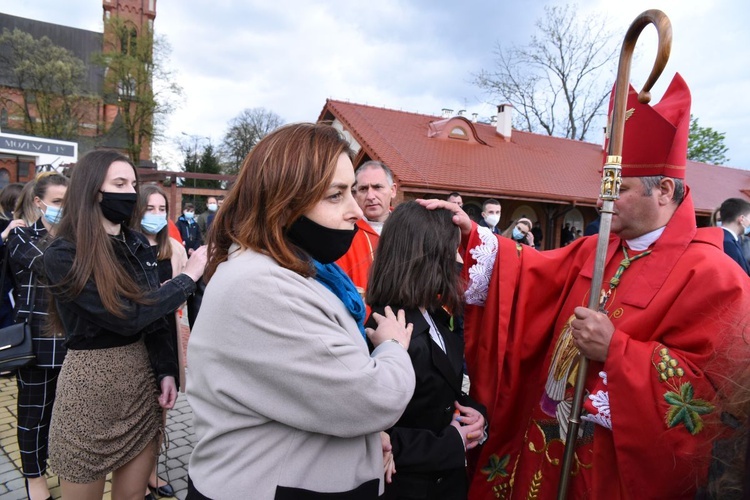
[336,218,380,296]
[462,189,750,499]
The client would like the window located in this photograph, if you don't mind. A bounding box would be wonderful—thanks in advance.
[449,126,468,140]
[120,27,138,55]
[117,75,138,99]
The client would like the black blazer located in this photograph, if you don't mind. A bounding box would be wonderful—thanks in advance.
[367,307,486,500]
[722,229,750,275]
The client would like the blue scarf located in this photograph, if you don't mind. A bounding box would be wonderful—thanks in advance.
[312,260,366,339]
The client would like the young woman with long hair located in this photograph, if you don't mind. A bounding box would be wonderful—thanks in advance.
[42,150,206,500]
[186,123,415,499]
[8,172,67,500]
[136,184,189,499]
[366,201,487,500]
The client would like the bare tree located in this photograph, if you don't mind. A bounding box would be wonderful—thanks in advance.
[220,108,284,174]
[474,5,617,141]
[0,28,89,139]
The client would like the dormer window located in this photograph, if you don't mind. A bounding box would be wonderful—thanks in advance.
[449,126,468,140]
[427,117,486,145]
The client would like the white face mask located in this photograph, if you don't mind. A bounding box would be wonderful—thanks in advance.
[207,203,218,212]
[484,214,500,228]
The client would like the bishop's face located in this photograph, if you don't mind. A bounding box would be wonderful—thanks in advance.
[600,177,662,240]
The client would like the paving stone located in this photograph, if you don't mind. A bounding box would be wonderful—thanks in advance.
[171,413,193,423]
[168,429,188,440]
[170,437,192,448]
[166,458,184,470]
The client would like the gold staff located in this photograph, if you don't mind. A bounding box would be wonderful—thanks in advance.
[556,10,673,500]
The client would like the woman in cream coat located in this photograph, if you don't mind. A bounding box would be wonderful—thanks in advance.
[186,123,415,500]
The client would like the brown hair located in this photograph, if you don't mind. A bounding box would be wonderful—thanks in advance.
[366,201,463,315]
[205,123,353,281]
[14,180,39,225]
[54,149,147,317]
[0,182,23,219]
[18,172,69,226]
[136,184,172,261]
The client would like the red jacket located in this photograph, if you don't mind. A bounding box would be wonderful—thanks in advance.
[336,219,379,297]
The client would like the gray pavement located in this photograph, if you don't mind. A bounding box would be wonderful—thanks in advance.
[0,373,196,499]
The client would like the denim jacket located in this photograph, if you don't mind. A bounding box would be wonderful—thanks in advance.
[43,226,196,382]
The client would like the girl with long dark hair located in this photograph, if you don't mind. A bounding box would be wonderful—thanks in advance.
[43,150,206,499]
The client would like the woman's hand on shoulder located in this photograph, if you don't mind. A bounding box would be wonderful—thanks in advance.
[2,219,26,242]
[366,305,413,350]
[183,245,207,282]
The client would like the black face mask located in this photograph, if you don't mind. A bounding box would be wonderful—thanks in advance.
[99,191,138,225]
[286,216,358,264]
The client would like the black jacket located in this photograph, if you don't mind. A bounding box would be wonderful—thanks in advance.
[722,229,750,275]
[367,307,486,500]
[7,219,66,367]
[43,227,196,381]
[176,216,202,252]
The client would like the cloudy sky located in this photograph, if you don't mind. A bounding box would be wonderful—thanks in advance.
[5,0,750,170]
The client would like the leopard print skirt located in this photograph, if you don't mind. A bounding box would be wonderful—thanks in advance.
[48,339,162,483]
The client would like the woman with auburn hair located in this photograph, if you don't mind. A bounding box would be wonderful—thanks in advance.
[186,123,416,499]
[366,201,486,500]
[43,150,207,500]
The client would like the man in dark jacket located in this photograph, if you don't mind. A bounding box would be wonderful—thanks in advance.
[176,202,202,255]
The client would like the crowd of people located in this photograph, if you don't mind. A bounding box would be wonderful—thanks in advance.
[0,71,748,500]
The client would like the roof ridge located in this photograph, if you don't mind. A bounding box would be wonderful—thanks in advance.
[326,98,444,121]
[327,98,606,148]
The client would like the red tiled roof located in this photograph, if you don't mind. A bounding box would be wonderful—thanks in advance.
[321,99,750,214]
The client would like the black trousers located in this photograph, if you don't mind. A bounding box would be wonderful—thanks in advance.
[16,365,61,476]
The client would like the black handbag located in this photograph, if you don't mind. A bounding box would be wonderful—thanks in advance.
[0,247,37,371]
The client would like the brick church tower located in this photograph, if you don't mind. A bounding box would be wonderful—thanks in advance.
[101,0,157,164]
[102,0,156,35]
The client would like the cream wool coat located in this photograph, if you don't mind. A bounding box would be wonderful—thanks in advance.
[187,248,416,499]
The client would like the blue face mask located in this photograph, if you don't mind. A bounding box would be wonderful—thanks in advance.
[41,202,62,225]
[745,225,750,236]
[141,213,168,234]
[512,227,525,241]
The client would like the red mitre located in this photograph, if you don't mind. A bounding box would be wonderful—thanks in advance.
[605,73,691,179]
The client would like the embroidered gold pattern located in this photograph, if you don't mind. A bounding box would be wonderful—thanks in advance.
[526,471,543,500]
